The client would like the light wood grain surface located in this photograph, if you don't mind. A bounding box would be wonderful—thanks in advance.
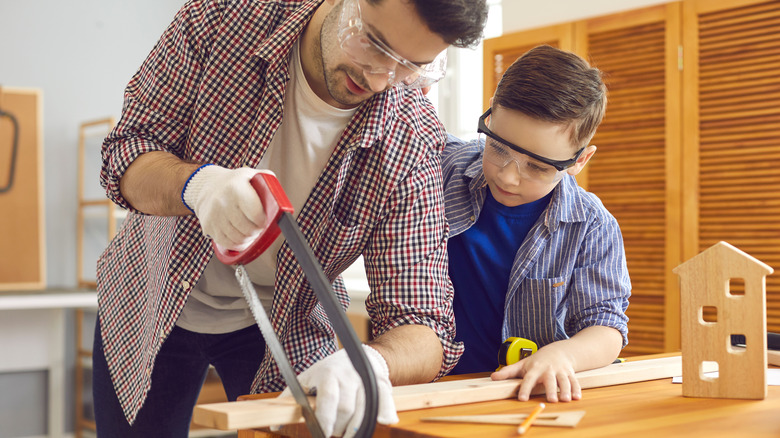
[236,354,780,437]
[375,376,780,437]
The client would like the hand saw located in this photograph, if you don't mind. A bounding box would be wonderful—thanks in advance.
[214,170,379,438]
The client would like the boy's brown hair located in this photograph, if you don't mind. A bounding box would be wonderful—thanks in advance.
[492,45,607,149]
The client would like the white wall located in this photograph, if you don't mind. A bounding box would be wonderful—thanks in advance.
[501,0,674,33]
[0,0,183,289]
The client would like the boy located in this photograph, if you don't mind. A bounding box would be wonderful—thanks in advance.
[442,45,630,403]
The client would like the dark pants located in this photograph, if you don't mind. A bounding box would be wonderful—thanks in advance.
[92,322,265,437]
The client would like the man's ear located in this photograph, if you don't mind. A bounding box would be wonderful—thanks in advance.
[566,145,597,176]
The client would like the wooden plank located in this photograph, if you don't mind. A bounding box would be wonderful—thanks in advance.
[193,356,691,431]
[769,350,780,367]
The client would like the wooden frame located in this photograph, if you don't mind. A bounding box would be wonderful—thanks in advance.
[0,87,45,290]
[76,117,116,289]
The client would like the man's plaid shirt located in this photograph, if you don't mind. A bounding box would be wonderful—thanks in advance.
[97,0,462,423]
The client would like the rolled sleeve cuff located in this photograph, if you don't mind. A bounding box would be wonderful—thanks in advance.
[101,137,166,211]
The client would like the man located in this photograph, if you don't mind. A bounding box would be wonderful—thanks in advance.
[94,0,487,436]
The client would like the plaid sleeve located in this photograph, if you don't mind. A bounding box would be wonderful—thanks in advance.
[99,0,224,209]
[362,151,464,379]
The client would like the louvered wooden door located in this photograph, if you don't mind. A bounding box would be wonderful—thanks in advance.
[682,0,780,333]
[578,4,683,355]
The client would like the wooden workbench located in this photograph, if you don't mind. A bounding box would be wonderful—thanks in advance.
[237,355,780,438]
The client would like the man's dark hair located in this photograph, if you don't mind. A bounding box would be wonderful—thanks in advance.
[369,0,488,48]
[493,45,607,148]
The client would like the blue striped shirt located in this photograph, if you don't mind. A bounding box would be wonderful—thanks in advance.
[442,134,630,350]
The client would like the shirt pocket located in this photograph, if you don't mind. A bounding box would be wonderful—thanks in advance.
[512,275,570,346]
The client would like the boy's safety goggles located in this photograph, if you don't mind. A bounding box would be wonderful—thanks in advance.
[337,0,448,89]
[478,109,586,184]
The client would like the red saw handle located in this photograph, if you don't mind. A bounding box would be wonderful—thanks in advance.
[213,171,294,266]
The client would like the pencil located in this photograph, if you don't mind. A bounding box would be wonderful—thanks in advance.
[517,402,546,435]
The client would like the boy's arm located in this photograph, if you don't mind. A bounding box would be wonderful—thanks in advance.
[491,325,623,402]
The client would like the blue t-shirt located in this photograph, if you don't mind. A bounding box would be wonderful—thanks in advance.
[448,190,552,374]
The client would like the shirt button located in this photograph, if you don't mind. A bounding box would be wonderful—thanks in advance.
[469,215,475,222]
[181,280,190,290]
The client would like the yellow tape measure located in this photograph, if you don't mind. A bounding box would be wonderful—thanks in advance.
[497,337,538,369]
[497,337,625,370]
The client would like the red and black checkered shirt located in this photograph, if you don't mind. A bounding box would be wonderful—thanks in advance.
[97,0,462,423]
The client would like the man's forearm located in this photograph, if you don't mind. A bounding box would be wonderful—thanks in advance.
[369,324,443,386]
[120,151,201,216]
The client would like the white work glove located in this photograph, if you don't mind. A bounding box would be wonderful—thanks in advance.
[182,164,266,251]
[279,345,399,438]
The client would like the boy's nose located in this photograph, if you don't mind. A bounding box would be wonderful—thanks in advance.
[497,161,523,185]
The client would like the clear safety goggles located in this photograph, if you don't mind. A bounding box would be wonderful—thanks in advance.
[478,109,585,184]
[337,0,448,89]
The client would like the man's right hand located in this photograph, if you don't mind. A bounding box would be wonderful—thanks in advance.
[182,165,266,251]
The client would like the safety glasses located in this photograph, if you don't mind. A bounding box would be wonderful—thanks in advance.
[337,0,447,89]
[478,108,586,184]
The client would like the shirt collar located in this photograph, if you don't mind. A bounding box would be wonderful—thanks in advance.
[252,0,322,72]
[543,174,588,232]
[249,0,388,150]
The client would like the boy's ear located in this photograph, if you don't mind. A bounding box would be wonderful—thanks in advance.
[566,145,597,176]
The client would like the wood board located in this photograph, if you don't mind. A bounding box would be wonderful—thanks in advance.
[769,350,780,367]
[193,355,693,431]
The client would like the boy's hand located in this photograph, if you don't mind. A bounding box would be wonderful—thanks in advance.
[490,344,582,403]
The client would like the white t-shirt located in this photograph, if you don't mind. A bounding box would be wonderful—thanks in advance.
[176,41,358,333]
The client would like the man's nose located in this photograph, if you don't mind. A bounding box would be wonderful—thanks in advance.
[363,70,392,93]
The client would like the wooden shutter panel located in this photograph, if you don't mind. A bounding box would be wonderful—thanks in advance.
[683,0,780,332]
[580,4,682,355]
